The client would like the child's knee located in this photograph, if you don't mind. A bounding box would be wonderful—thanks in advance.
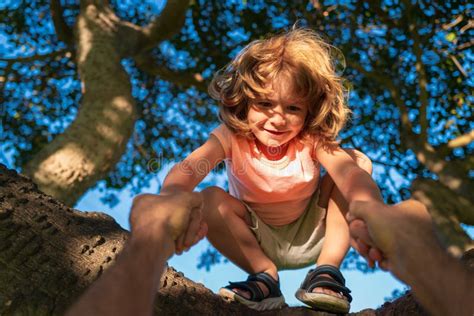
[201,186,233,217]
[201,186,225,201]
[201,186,225,214]
[344,149,372,174]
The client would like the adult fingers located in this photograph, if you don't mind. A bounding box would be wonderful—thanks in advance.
[346,211,356,223]
[350,237,367,257]
[357,239,375,268]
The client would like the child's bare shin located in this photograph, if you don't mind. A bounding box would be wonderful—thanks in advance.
[317,196,350,267]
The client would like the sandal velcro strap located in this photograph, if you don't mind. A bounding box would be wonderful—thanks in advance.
[300,265,352,302]
[227,280,264,301]
[224,272,282,302]
[247,272,282,297]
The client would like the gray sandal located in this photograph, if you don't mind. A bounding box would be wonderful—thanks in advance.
[219,272,286,311]
[295,265,352,313]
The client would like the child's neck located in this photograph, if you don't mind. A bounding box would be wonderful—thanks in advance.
[255,140,289,161]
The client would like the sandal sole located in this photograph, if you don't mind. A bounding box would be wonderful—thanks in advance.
[295,289,350,313]
[219,287,286,311]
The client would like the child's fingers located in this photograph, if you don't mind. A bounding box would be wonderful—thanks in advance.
[175,234,185,254]
[368,247,384,262]
[185,192,204,212]
[180,222,208,254]
[197,222,208,240]
[182,209,202,248]
[378,259,390,271]
[192,222,208,245]
[349,219,374,247]
[367,257,375,269]
[351,238,376,268]
[175,242,183,255]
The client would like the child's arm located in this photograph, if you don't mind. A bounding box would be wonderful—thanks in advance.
[160,135,225,195]
[315,144,383,204]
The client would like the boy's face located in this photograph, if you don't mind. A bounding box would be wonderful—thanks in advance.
[247,74,308,148]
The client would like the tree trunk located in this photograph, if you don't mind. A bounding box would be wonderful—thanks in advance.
[21,0,192,207]
[411,178,473,257]
[22,2,138,207]
[0,163,438,315]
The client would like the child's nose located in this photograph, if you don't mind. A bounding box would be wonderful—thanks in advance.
[270,106,287,126]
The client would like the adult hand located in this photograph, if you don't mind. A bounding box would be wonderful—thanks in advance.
[347,199,434,277]
[67,192,208,316]
[130,192,207,256]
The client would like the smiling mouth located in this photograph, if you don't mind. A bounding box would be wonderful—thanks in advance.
[264,129,288,136]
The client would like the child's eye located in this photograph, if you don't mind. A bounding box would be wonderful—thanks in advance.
[288,105,302,112]
[257,102,273,108]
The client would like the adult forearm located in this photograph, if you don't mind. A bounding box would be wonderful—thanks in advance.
[67,233,173,316]
[400,244,473,316]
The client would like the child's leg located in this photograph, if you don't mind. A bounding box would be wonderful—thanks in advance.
[315,149,373,297]
[201,186,278,298]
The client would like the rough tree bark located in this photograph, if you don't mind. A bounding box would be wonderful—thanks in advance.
[0,164,436,315]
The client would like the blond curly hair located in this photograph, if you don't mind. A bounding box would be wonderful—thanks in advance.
[209,28,350,144]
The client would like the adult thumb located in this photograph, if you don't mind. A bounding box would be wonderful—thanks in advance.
[346,200,368,222]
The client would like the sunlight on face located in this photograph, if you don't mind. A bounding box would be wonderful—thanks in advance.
[247,72,308,149]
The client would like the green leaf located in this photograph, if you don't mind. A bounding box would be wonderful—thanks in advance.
[446,32,456,42]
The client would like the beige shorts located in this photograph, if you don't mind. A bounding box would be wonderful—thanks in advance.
[245,191,327,270]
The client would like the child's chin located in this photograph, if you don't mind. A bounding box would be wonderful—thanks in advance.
[265,139,288,148]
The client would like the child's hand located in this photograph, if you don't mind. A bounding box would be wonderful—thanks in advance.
[347,216,385,269]
[174,192,207,255]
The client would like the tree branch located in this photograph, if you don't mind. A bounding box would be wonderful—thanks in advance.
[141,0,190,51]
[447,130,474,148]
[370,157,398,168]
[0,49,71,64]
[457,39,474,51]
[134,53,207,93]
[50,0,74,46]
[372,3,399,28]
[413,142,474,204]
[408,24,429,143]
[442,15,464,30]
[449,54,468,77]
